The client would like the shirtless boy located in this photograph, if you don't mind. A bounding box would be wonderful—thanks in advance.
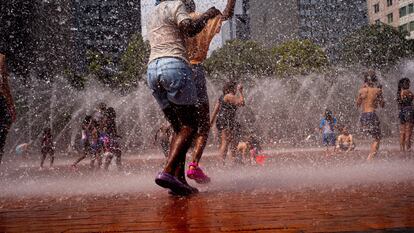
[336,126,355,152]
[356,71,385,160]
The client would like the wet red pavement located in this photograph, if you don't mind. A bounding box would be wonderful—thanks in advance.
[1,183,413,232]
[0,147,414,232]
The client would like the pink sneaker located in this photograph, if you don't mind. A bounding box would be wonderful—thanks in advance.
[186,162,211,184]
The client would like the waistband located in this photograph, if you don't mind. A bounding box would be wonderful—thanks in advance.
[149,56,189,65]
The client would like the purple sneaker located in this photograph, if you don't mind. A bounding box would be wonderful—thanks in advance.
[186,162,211,184]
[155,172,192,195]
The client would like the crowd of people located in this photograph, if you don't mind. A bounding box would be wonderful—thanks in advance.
[71,103,122,171]
[0,0,412,197]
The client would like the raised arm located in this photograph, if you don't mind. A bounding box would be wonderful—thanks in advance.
[222,0,236,20]
[223,85,245,106]
[179,7,221,37]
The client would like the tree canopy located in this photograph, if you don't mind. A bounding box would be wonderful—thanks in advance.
[204,40,273,78]
[272,39,329,76]
[341,24,414,69]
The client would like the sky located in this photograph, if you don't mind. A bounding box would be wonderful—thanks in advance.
[141,0,227,51]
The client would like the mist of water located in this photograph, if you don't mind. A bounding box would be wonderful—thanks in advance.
[0,154,412,197]
[6,60,414,154]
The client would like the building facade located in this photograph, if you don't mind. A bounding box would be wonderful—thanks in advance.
[368,0,414,39]
[298,0,368,54]
[0,0,141,78]
[73,0,141,73]
[222,0,368,59]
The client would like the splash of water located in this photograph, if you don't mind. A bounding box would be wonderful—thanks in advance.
[5,60,414,154]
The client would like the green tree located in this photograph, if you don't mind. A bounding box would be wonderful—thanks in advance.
[86,49,114,84]
[341,24,413,69]
[272,39,329,76]
[204,39,273,79]
[118,34,150,88]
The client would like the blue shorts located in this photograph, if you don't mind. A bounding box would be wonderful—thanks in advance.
[360,112,381,140]
[322,133,336,146]
[147,57,197,110]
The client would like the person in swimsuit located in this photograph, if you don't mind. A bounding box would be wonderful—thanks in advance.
[397,78,414,152]
[356,71,385,160]
[211,81,245,165]
[184,0,236,183]
[319,109,337,156]
[336,126,355,152]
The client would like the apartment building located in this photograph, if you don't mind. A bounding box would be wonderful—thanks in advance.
[368,0,414,38]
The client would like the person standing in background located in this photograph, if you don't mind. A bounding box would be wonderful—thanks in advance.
[0,53,16,164]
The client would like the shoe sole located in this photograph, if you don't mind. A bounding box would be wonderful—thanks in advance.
[155,177,191,196]
[187,173,211,184]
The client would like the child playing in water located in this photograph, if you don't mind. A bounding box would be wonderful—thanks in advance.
[40,127,54,168]
[103,107,122,170]
[319,109,337,156]
[237,135,262,165]
[336,126,355,152]
[72,115,93,168]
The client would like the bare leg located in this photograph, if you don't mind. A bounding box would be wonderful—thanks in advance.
[405,123,413,151]
[97,154,103,169]
[164,126,194,174]
[115,150,122,170]
[50,151,54,167]
[400,124,406,152]
[40,153,46,168]
[104,153,113,170]
[218,129,231,164]
[190,103,210,164]
[367,139,380,160]
[73,154,87,166]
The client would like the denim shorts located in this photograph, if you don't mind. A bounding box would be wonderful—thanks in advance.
[147,57,197,110]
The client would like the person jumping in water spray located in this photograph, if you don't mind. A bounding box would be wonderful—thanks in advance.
[147,0,221,195]
[103,107,122,170]
[184,0,237,183]
[211,81,245,165]
[72,115,93,168]
[0,53,16,164]
[319,109,337,156]
[40,127,55,169]
[397,78,414,152]
[90,103,108,169]
[356,71,385,160]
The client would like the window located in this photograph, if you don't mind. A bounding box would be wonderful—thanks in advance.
[409,4,414,14]
[374,3,379,13]
[399,24,408,32]
[400,6,407,18]
[387,0,393,7]
[387,13,393,23]
[411,21,414,32]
